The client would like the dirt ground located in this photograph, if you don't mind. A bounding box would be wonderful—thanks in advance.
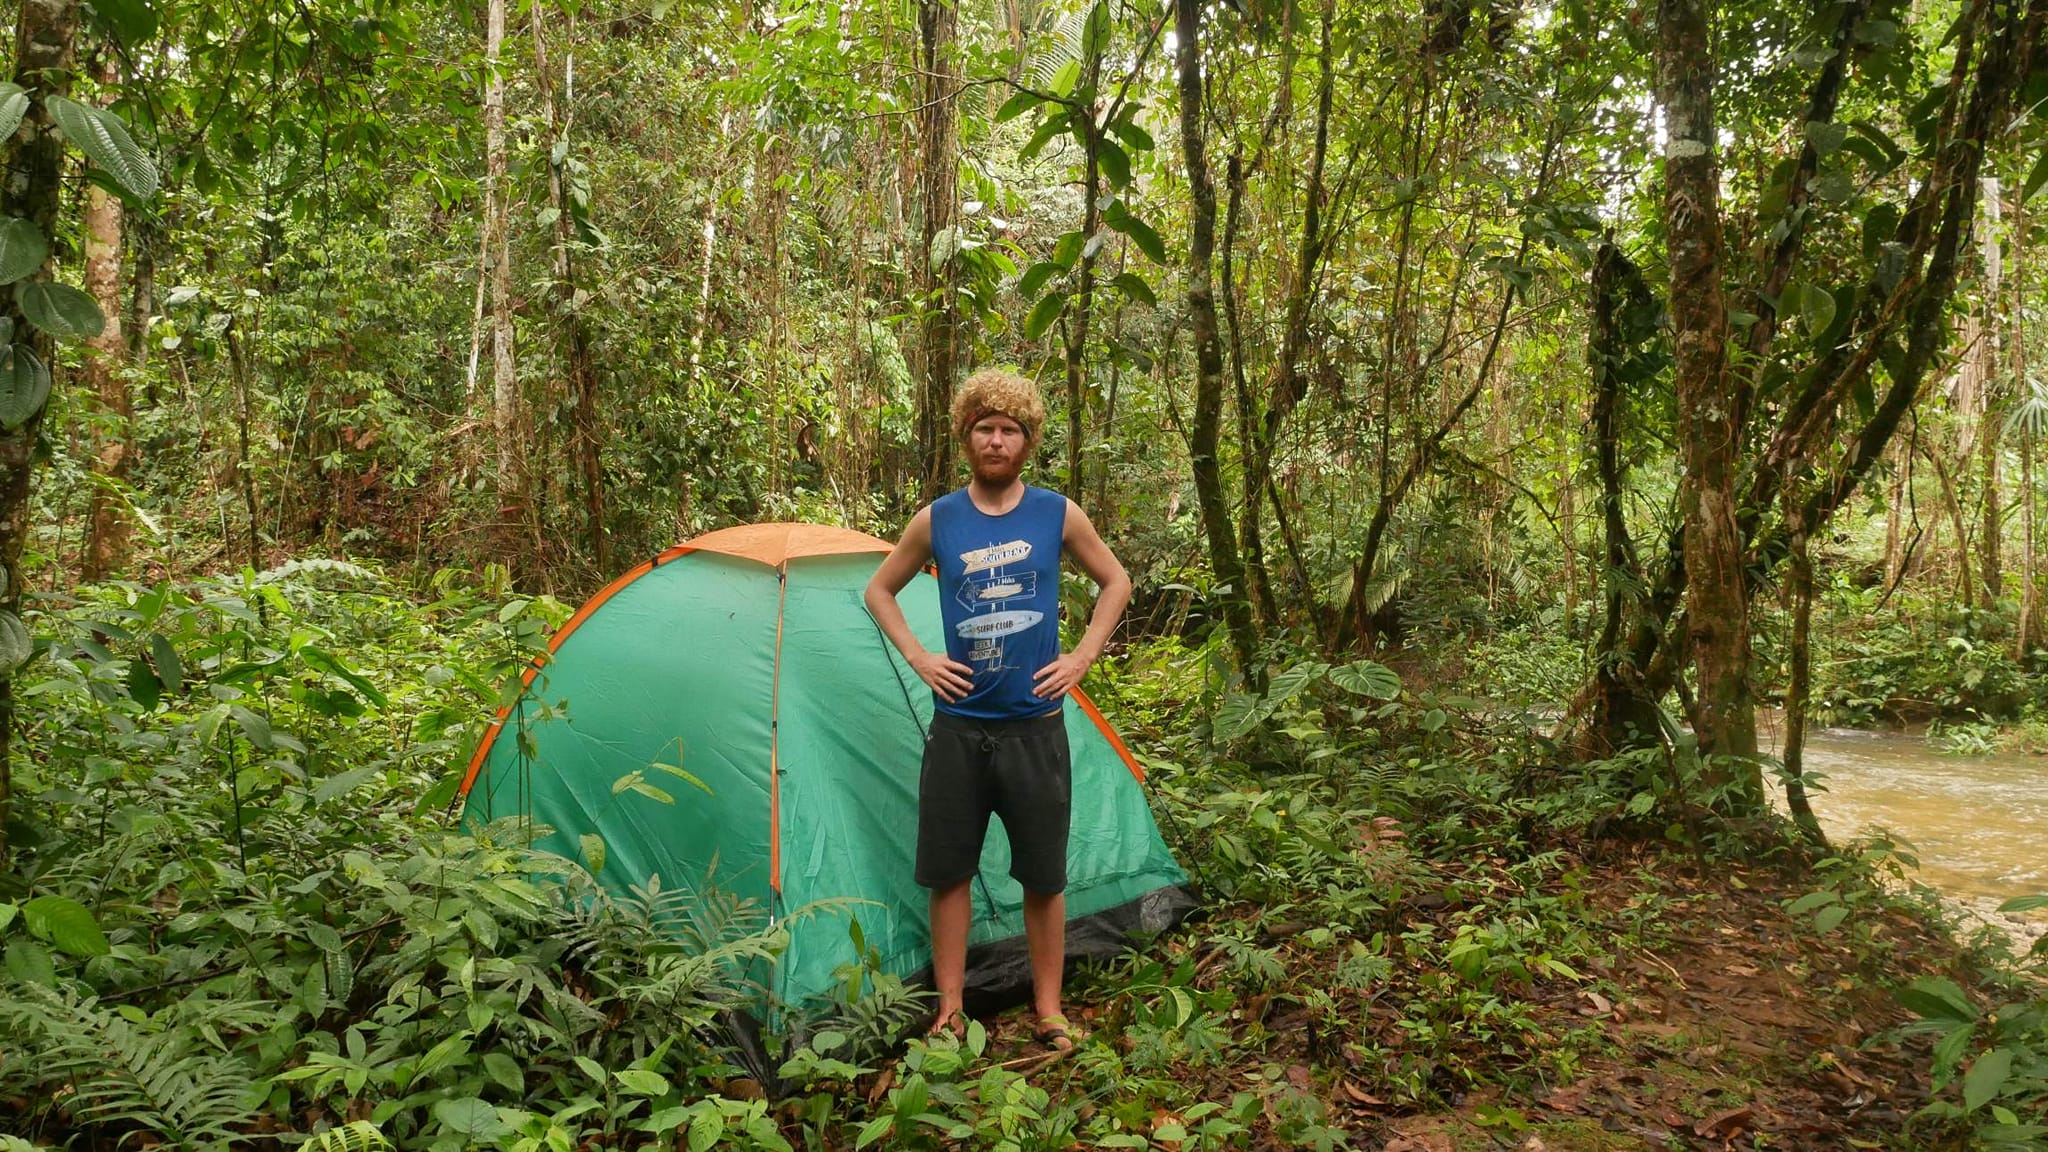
[960,853,2017,1151]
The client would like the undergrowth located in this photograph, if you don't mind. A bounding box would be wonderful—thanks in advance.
[0,567,2041,1150]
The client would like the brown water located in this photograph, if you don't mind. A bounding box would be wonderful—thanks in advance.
[1767,721,2047,927]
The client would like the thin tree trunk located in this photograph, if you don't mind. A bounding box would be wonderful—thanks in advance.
[484,0,524,568]
[914,0,961,502]
[1783,510,1828,849]
[1177,0,1260,677]
[1980,179,2005,601]
[531,2,605,571]
[1658,0,1760,791]
[1885,438,1908,587]
[1063,38,1104,502]
[0,0,81,864]
[81,52,129,582]
[2016,190,2037,657]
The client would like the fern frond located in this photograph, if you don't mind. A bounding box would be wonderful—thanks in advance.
[1027,5,1090,89]
[302,1121,392,1152]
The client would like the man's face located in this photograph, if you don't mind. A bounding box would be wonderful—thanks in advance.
[967,414,1029,484]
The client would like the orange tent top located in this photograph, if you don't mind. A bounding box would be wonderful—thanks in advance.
[678,522,892,567]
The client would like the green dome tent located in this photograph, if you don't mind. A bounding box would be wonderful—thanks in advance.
[459,522,1194,1010]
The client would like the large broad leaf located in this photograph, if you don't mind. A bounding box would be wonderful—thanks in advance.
[0,84,29,144]
[1897,976,1978,1024]
[90,0,159,46]
[1329,659,1402,699]
[0,344,51,429]
[1962,1047,2013,1112]
[1266,661,1330,705]
[0,610,28,677]
[16,279,105,341]
[1212,689,1272,742]
[0,218,49,286]
[1107,209,1166,263]
[1024,290,1065,340]
[45,95,158,200]
[22,895,111,957]
[1996,893,2048,913]
[1018,260,1063,301]
[1097,138,1131,188]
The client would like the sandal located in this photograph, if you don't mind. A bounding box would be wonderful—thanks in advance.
[1033,1012,1081,1052]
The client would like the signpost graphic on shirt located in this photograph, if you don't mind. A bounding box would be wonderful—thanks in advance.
[956,539,1042,673]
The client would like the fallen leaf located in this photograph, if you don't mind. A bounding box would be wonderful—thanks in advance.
[1725,963,1761,977]
[1521,1138,1548,1152]
[1543,1083,1589,1114]
[1285,1063,1312,1090]
[864,1067,894,1105]
[1579,990,1614,1017]
[1694,1104,1753,1138]
[1341,1080,1384,1107]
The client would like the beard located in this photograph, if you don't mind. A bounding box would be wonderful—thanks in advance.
[970,452,1023,487]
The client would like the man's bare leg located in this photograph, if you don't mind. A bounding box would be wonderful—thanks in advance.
[1022,889,1066,1025]
[928,880,972,1032]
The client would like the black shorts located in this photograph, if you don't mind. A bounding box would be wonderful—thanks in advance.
[916,710,1072,894]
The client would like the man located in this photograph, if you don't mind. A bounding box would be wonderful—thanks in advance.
[863,368,1132,1050]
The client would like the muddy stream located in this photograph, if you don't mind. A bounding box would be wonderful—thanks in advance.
[1763,718,2047,944]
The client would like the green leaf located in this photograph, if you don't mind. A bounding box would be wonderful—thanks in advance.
[0,218,49,286]
[1020,110,1071,162]
[1267,661,1330,704]
[580,833,607,875]
[0,610,30,678]
[5,939,55,985]
[17,279,106,341]
[1052,229,1084,269]
[1963,1048,2013,1112]
[614,1068,670,1096]
[1024,290,1066,340]
[995,90,1043,123]
[0,343,51,428]
[1110,272,1155,306]
[127,657,161,710]
[1995,893,2048,913]
[483,1051,525,1095]
[1813,903,1850,933]
[1898,976,1979,1024]
[45,95,157,199]
[148,633,182,695]
[432,1098,505,1138]
[300,646,389,709]
[1800,282,1838,332]
[1097,139,1131,188]
[22,895,111,957]
[688,1109,726,1152]
[0,84,29,145]
[1019,260,1063,300]
[2025,149,2048,202]
[1107,211,1166,263]
[231,705,274,749]
[1803,120,1848,157]
[90,0,160,46]
[307,922,345,954]
[313,767,379,804]
[1212,690,1270,741]
[1109,116,1154,153]
[1788,889,1840,915]
[855,1116,894,1150]
[1329,660,1401,699]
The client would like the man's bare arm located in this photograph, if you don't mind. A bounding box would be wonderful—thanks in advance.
[864,508,975,701]
[1033,500,1134,700]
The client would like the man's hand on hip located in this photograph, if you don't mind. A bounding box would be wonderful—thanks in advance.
[1031,652,1092,701]
[912,650,976,702]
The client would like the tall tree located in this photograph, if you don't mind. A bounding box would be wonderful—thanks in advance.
[484,0,524,567]
[0,0,83,861]
[531,0,605,571]
[915,0,963,501]
[1656,0,1759,777]
[80,53,129,581]
[1178,0,1261,675]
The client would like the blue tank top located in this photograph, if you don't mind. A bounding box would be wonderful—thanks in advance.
[929,485,1067,720]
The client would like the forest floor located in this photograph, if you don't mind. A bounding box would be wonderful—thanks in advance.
[954,846,2023,1151]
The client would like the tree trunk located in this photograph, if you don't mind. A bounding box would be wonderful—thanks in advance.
[1583,243,1661,755]
[1885,438,1908,587]
[2016,190,2037,657]
[1979,178,2004,603]
[1782,510,1828,849]
[81,54,129,582]
[1177,0,1260,677]
[914,0,961,502]
[531,2,605,571]
[1063,33,1104,503]
[1658,0,1760,796]
[484,0,524,569]
[0,0,83,862]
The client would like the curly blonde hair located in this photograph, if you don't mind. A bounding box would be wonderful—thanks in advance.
[951,368,1047,445]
